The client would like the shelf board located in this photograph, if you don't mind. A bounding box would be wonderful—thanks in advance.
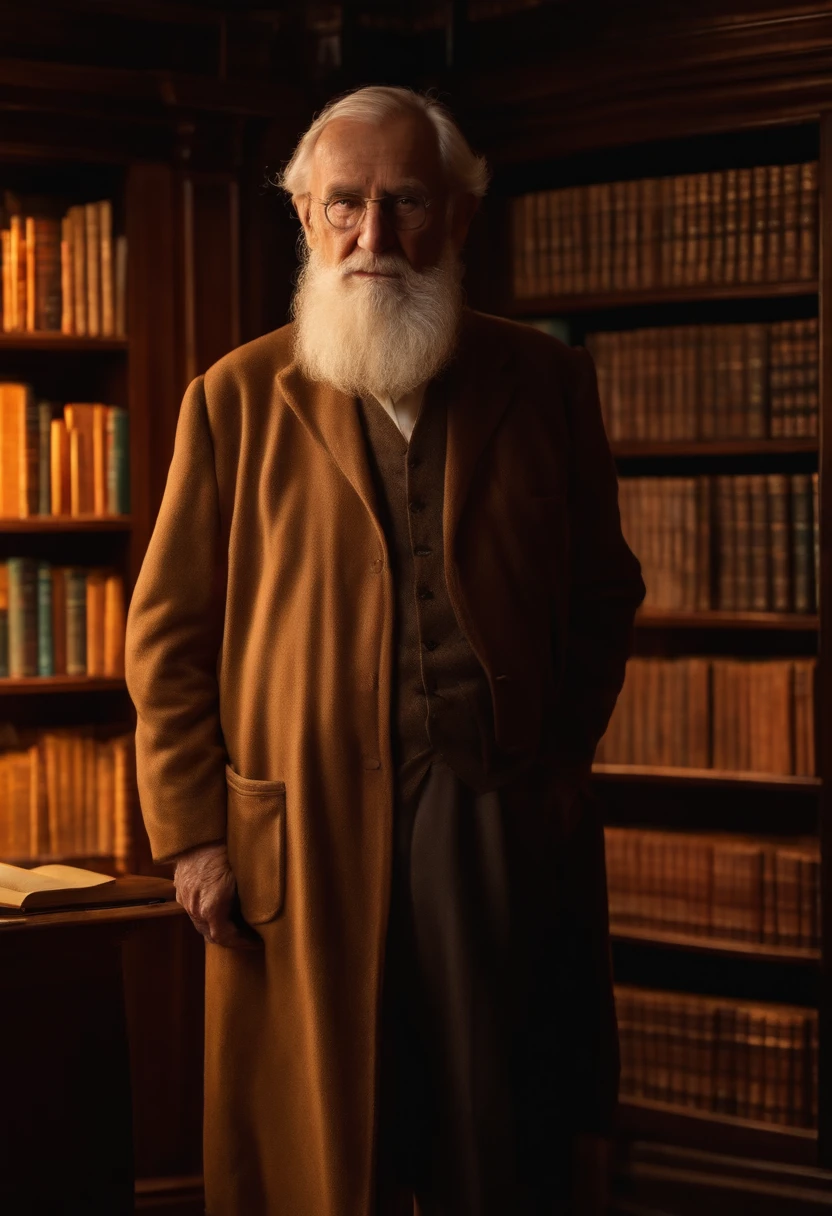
[0,333,128,352]
[616,1097,817,1166]
[635,609,819,630]
[613,438,818,458]
[0,676,126,694]
[592,762,820,792]
[509,280,819,316]
[0,514,131,532]
[611,924,819,964]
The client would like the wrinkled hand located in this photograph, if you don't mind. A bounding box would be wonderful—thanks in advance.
[173,841,260,949]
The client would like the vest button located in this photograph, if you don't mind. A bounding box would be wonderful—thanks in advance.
[408,498,426,513]
[417,586,434,601]
[407,455,421,470]
[424,639,439,651]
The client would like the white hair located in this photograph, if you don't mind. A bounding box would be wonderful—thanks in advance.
[276,85,490,204]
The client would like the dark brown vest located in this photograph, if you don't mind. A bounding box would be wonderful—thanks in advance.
[357,379,503,808]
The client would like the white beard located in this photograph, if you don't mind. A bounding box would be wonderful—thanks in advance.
[290,240,465,402]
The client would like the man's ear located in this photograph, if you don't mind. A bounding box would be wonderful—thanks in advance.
[451,192,480,250]
[293,195,316,249]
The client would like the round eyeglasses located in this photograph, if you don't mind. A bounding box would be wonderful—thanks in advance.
[310,192,432,232]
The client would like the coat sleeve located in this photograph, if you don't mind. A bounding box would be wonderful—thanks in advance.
[549,344,646,776]
[124,375,229,863]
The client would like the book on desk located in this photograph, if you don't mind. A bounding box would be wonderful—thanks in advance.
[0,861,175,911]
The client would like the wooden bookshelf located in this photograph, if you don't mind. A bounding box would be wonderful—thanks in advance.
[0,676,127,693]
[0,333,128,351]
[0,515,131,532]
[592,762,821,791]
[507,281,818,317]
[634,609,819,630]
[483,93,827,1200]
[610,924,821,964]
[616,1098,818,1167]
[612,438,818,458]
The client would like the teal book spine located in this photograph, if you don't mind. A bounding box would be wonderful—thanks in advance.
[38,401,53,515]
[8,556,39,677]
[66,567,87,675]
[107,407,130,514]
[37,560,54,676]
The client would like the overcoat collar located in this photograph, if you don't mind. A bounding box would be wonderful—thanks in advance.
[276,308,517,545]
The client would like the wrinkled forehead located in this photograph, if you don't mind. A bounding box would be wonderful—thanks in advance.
[310,114,446,196]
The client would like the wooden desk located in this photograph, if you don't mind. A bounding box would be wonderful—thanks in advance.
[0,899,184,1216]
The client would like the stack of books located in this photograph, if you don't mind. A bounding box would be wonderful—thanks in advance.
[595,656,816,775]
[619,472,819,613]
[606,828,820,948]
[0,197,127,336]
[0,725,134,862]
[617,985,818,1128]
[511,162,818,297]
[587,319,818,440]
[0,386,129,517]
[0,560,126,678]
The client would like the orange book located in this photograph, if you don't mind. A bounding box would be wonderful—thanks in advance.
[60,214,73,335]
[24,216,35,332]
[85,568,107,677]
[104,571,125,676]
[64,403,96,514]
[92,404,109,514]
[50,417,70,515]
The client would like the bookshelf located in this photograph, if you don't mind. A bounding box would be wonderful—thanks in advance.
[491,112,830,1186]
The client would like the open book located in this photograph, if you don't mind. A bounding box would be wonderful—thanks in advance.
[0,862,174,912]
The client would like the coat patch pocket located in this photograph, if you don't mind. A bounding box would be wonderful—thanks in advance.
[225,763,286,925]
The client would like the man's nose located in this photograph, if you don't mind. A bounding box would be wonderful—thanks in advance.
[356,200,397,254]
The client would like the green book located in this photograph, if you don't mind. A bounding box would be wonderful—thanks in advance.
[7,556,39,677]
[107,406,130,514]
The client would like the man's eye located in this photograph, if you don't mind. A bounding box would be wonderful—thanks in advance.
[330,196,361,212]
[394,196,420,214]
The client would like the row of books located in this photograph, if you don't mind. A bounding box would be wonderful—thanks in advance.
[0,562,126,678]
[595,657,816,775]
[617,985,817,1128]
[1,198,127,336]
[619,473,819,614]
[605,828,819,948]
[511,162,818,298]
[0,386,129,517]
[0,725,134,862]
[586,319,818,441]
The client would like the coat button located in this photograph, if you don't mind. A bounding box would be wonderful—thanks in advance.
[370,557,383,573]
[363,757,382,770]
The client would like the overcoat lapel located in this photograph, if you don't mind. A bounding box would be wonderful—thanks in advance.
[442,313,517,554]
[276,310,518,550]
[277,361,383,534]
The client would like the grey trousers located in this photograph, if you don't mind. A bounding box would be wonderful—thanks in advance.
[374,760,574,1216]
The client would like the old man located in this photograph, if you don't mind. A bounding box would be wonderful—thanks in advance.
[124,85,645,1216]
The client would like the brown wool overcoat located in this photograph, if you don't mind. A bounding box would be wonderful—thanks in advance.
[124,307,646,1216]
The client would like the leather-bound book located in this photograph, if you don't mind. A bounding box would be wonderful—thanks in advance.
[733,473,752,610]
[659,174,674,285]
[766,163,783,281]
[750,164,768,283]
[749,473,769,610]
[737,167,753,281]
[727,325,746,437]
[797,161,818,280]
[766,472,791,612]
[684,173,699,285]
[672,174,687,285]
[745,322,768,438]
[781,163,800,280]
[599,181,613,291]
[723,167,739,282]
[790,472,813,613]
[709,169,725,282]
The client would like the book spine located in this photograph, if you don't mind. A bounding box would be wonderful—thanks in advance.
[7,556,38,677]
[36,560,54,677]
[65,567,88,675]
